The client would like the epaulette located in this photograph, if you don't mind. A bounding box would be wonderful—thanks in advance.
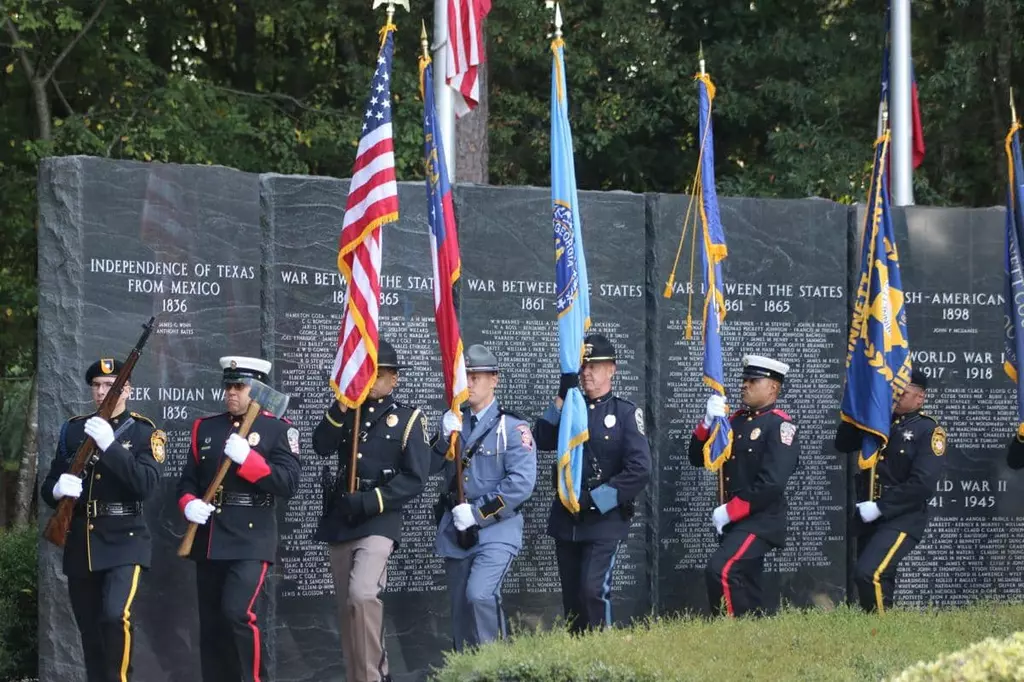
[919,412,939,424]
[130,411,156,427]
[500,408,526,422]
[392,400,418,413]
[258,409,292,424]
[770,408,794,421]
[613,396,637,409]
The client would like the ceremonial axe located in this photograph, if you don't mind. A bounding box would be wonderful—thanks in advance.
[177,379,290,557]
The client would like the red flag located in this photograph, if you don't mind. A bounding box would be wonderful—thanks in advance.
[446,0,491,117]
[330,28,399,408]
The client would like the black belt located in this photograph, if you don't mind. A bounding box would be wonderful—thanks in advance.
[214,490,275,507]
[75,501,143,518]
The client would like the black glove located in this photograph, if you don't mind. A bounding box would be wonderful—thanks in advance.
[558,372,579,400]
[457,525,480,550]
[338,492,370,524]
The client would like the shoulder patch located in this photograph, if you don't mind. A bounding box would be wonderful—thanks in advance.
[779,421,797,446]
[770,408,793,421]
[516,423,534,450]
[130,411,156,427]
[420,413,429,444]
[150,430,167,463]
[634,408,646,436]
[931,426,947,456]
[287,427,300,456]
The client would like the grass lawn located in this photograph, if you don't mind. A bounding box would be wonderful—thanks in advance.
[431,603,1024,681]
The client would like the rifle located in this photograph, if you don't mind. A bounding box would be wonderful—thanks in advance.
[43,317,156,547]
[452,430,480,549]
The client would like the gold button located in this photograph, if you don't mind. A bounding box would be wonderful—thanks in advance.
[737,434,743,440]
[129,532,134,537]
[899,450,904,454]
[88,524,95,531]
[464,476,469,482]
[589,404,595,410]
[94,473,102,481]
[385,435,391,439]
[216,508,223,514]
[364,422,371,428]
[248,523,254,529]
[604,435,609,440]
[368,407,375,413]
[748,448,753,452]
[233,422,240,428]
[747,417,753,422]
[357,453,363,459]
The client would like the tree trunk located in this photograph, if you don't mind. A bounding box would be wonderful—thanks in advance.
[31,78,52,141]
[14,375,38,527]
[455,55,489,184]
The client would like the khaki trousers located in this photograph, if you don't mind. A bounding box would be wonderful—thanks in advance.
[329,536,394,682]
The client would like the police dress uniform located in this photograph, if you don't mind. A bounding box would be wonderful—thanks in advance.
[311,340,429,682]
[175,357,301,682]
[835,371,947,613]
[429,344,537,651]
[40,358,164,682]
[688,355,800,617]
[534,334,651,634]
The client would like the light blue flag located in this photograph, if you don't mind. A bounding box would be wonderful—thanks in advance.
[840,129,912,470]
[551,35,591,513]
[1003,122,1024,436]
[695,73,733,471]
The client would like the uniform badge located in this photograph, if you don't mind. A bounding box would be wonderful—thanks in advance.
[287,427,300,456]
[931,426,947,456]
[248,432,261,447]
[903,430,914,441]
[517,424,534,449]
[635,408,646,436]
[779,422,797,446]
[387,414,399,428]
[121,440,132,450]
[150,430,166,463]
[604,414,617,428]
[750,428,762,441]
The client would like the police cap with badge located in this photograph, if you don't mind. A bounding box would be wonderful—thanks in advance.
[376,340,408,372]
[85,358,125,385]
[583,333,616,365]
[908,369,928,390]
[220,356,272,385]
[741,354,790,383]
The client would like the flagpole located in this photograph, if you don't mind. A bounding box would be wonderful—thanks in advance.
[433,0,455,181]
[889,0,914,205]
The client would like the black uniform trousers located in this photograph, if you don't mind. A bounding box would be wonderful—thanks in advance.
[854,528,918,613]
[196,560,272,682]
[68,565,143,682]
[554,538,619,634]
[705,531,773,618]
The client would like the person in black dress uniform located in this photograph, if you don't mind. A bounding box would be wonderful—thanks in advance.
[41,357,164,682]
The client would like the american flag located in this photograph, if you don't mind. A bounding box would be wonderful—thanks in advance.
[446,0,492,117]
[330,28,399,408]
[420,53,469,449]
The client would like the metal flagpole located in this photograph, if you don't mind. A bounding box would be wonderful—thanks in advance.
[889,0,914,206]
[433,0,456,181]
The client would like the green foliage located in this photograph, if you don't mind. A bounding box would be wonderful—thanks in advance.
[3,0,1024,377]
[0,526,38,679]
[430,604,1024,682]
[0,379,30,468]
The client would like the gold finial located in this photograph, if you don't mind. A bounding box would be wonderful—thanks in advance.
[1012,87,1018,125]
[372,0,409,24]
[554,2,563,38]
[421,20,429,59]
[699,42,705,76]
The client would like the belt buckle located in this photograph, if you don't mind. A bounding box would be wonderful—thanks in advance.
[213,487,224,506]
[86,500,98,518]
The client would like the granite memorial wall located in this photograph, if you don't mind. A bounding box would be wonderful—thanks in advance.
[36,156,1023,681]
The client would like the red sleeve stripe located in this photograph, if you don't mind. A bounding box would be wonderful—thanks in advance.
[178,493,198,515]
[771,408,793,421]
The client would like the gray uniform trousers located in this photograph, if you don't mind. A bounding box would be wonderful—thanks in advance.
[444,543,515,650]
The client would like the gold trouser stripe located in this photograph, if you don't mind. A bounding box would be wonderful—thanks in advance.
[120,565,142,681]
[873,531,907,614]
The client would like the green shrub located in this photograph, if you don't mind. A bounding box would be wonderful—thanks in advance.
[431,604,1024,682]
[0,526,37,680]
[890,632,1024,682]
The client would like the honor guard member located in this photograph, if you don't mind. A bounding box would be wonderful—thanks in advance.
[175,356,301,682]
[835,369,947,613]
[431,344,537,651]
[535,333,651,634]
[41,358,163,682]
[311,340,430,682]
[689,355,799,618]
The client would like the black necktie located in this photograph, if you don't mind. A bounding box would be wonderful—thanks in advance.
[470,415,478,432]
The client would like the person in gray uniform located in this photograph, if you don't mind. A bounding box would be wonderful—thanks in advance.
[431,343,537,651]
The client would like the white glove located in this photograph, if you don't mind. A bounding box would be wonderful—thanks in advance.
[703,394,728,427]
[84,416,116,451]
[857,501,882,523]
[442,410,462,438]
[712,503,730,535]
[452,503,476,531]
[184,499,216,525]
[52,473,83,501]
[224,434,251,465]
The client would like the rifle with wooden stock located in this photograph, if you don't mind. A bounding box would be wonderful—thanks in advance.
[43,317,156,547]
